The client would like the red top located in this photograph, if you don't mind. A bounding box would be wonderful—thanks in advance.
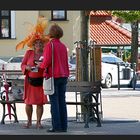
[40,38,69,78]
[21,50,48,105]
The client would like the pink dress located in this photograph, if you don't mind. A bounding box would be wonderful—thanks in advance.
[21,50,48,105]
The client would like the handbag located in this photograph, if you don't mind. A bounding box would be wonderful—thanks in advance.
[43,41,55,95]
[28,76,43,86]
[43,77,54,95]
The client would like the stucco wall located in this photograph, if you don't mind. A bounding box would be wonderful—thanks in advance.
[0,11,39,57]
[39,10,81,56]
[0,10,81,58]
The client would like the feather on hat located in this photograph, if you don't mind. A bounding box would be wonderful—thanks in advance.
[16,16,50,51]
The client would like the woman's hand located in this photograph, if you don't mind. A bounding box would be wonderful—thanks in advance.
[36,62,41,68]
[26,65,32,71]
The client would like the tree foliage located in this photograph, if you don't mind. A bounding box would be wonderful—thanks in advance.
[111,10,140,70]
[112,10,140,22]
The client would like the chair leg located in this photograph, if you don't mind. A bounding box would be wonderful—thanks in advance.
[11,103,19,123]
[84,106,89,128]
[1,103,6,124]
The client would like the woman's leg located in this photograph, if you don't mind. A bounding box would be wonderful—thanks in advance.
[48,78,67,132]
[58,78,68,131]
[49,85,61,131]
[36,105,43,128]
[23,104,33,128]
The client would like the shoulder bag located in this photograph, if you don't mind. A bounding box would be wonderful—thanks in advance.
[43,41,54,95]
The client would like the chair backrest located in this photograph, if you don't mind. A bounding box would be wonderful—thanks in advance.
[66,81,101,93]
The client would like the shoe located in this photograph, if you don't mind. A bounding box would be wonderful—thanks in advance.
[47,128,67,133]
[61,129,67,132]
[47,128,56,132]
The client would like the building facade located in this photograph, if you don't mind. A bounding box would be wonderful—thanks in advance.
[0,10,82,57]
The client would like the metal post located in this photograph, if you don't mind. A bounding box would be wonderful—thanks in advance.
[132,63,136,90]
[117,63,120,90]
[89,40,97,82]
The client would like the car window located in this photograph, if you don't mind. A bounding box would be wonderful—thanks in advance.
[8,57,23,63]
[69,57,76,64]
[0,57,11,62]
[114,57,123,63]
[0,59,6,63]
[114,57,126,65]
[102,56,115,64]
[102,55,126,65]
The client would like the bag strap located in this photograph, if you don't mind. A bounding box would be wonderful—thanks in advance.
[50,41,54,77]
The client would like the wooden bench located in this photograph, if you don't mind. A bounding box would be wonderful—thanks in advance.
[0,75,102,128]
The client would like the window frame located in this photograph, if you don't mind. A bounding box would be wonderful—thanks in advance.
[51,10,67,21]
[0,10,11,39]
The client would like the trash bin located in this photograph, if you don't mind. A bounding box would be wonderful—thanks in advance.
[122,68,131,80]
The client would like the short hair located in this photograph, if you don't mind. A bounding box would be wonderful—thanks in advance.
[49,24,63,39]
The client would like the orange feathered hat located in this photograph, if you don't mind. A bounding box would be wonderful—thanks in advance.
[16,16,50,51]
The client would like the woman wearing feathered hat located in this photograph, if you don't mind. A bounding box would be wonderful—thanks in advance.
[16,16,50,129]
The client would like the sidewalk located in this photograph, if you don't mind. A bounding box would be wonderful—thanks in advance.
[0,118,140,135]
[1,87,140,135]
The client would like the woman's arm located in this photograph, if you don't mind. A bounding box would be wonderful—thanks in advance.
[39,42,52,69]
[21,50,32,75]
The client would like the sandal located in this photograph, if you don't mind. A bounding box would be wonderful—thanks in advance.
[36,123,43,129]
[23,122,32,129]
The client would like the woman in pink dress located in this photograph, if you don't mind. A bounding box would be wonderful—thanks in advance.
[21,39,48,129]
[16,17,49,129]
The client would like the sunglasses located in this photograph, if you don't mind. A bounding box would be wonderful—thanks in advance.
[34,42,43,46]
[35,45,43,47]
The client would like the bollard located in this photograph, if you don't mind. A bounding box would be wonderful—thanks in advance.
[132,63,136,90]
[117,62,120,90]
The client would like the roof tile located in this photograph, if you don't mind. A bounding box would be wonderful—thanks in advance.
[90,10,140,46]
[90,20,140,46]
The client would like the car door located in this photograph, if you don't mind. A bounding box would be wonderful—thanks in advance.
[102,56,118,86]
[6,56,23,70]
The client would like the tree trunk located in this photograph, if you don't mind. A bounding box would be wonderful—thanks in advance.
[80,11,90,121]
[80,10,89,81]
[131,21,139,70]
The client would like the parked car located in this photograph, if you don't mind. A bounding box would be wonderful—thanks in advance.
[0,56,11,63]
[0,59,7,70]
[6,55,76,70]
[101,53,134,88]
[4,55,24,79]
[68,56,76,81]
[5,55,77,80]
[66,53,135,88]
[68,56,76,71]
[6,55,24,71]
